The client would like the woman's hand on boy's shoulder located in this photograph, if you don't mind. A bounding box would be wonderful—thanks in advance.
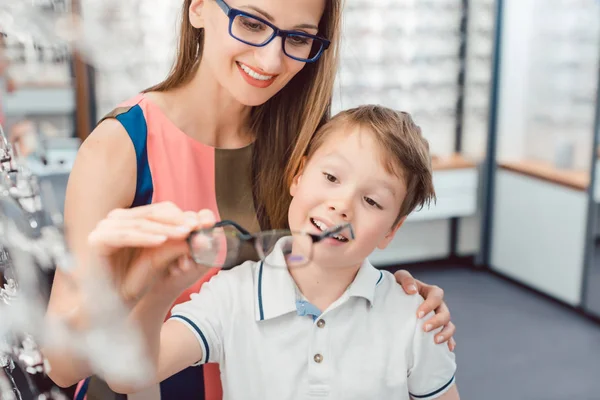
[393,270,456,352]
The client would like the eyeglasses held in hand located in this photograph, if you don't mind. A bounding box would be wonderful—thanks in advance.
[187,220,355,269]
[215,0,330,63]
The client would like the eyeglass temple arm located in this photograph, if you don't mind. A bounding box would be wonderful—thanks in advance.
[213,219,253,237]
[215,0,230,15]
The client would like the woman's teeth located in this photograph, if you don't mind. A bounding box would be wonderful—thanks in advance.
[239,63,274,81]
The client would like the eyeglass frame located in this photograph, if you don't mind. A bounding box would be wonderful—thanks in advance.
[214,0,331,63]
[187,219,355,267]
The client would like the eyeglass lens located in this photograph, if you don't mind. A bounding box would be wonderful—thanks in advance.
[231,14,321,61]
[255,231,313,268]
[188,225,241,268]
[189,227,314,269]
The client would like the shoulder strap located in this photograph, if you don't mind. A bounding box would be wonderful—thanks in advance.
[100,105,154,208]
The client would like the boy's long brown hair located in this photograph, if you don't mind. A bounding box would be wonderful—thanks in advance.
[145,0,343,229]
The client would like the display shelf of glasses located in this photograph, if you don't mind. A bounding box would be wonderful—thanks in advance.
[77,0,179,117]
[490,0,600,306]
[2,35,75,117]
[335,0,480,227]
[334,0,463,157]
[461,0,495,161]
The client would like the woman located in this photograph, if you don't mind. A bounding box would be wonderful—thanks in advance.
[46,0,456,399]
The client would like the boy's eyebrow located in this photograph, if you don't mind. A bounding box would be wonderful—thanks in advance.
[326,152,400,198]
[372,179,398,198]
[241,5,319,30]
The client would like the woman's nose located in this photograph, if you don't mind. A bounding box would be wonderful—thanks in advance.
[254,36,285,74]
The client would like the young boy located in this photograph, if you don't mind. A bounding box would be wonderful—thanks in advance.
[115,105,459,399]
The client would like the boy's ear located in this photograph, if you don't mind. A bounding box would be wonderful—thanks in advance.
[189,0,205,29]
[290,157,307,197]
[377,216,407,250]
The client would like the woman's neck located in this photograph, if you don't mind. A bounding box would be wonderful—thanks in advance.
[152,62,254,148]
[289,262,362,312]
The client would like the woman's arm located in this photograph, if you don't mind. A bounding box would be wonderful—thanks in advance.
[45,119,138,387]
[108,279,204,394]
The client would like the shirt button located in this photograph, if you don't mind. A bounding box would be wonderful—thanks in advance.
[313,354,323,363]
[317,319,326,328]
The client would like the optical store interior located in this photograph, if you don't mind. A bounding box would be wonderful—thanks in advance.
[1,0,600,399]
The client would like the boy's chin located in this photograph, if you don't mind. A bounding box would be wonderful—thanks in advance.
[310,254,361,270]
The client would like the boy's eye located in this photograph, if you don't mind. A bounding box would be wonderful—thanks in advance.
[323,172,338,183]
[364,197,382,209]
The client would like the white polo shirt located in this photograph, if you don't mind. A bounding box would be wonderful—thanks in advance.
[170,245,457,400]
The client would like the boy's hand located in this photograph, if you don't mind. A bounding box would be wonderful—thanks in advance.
[394,270,456,351]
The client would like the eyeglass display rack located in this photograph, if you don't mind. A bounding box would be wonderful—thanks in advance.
[484,0,600,306]
[1,34,75,122]
[334,0,490,265]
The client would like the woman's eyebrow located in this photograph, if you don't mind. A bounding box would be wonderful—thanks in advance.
[241,5,319,30]
[242,5,275,21]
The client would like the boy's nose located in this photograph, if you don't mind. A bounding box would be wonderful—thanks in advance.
[328,201,353,221]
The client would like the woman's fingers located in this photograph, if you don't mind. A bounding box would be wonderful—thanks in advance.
[107,201,181,219]
[121,241,190,303]
[393,269,419,294]
[99,217,193,239]
[434,321,456,346]
[108,202,205,229]
[448,337,457,352]
[88,229,167,254]
[421,302,451,333]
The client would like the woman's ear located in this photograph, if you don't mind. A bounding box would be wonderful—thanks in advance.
[189,0,205,29]
[290,157,307,197]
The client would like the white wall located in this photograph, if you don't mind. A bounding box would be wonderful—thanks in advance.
[491,171,587,305]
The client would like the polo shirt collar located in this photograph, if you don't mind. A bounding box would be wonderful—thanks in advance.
[254,238,298,321]
[346,258,384,307]
[254,237,385,322]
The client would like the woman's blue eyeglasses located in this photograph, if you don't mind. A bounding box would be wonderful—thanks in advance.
[215,0,331,63]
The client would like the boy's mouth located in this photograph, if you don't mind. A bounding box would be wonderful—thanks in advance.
[310,218,349,242]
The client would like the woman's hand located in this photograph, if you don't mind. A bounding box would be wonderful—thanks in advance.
[87,201,216,307]
[394,270,456,351]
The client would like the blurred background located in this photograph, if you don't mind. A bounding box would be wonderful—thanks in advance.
[1,0,600,398]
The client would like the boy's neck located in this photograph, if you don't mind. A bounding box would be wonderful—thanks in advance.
[288,261,362,312]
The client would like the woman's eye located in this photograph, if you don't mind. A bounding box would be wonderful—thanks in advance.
[364,197,382,209]
[239,17,266,32]
[288,35,311,47]
[323,172,338,183]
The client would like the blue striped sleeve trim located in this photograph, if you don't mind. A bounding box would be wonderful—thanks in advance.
[376,270,383,286]
[170,315,210,364]
[410,375,455,399]
[258,261,265,320]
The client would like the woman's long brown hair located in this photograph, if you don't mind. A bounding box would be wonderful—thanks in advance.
[146,0,342,229]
